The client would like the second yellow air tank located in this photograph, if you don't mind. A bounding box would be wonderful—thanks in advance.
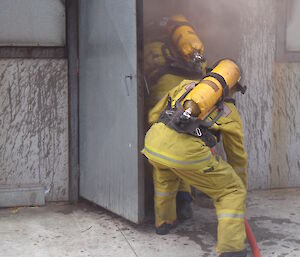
[168,15,204,62]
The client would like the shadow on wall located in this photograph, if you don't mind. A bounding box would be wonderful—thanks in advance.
[143,0,247,66]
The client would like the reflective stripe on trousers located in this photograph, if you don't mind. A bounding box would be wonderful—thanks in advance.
[144,145,212,167]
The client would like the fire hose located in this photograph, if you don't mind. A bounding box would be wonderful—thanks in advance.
[245,219,261,257]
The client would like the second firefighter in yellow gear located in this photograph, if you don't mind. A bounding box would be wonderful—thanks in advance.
[142,79,248,255]
[144,65,197,228]
[144,15,208,230]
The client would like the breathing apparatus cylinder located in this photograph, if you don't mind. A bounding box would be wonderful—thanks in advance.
[168,15,205,64]
[183,59,241,119]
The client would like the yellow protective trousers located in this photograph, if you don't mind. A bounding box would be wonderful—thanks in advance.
[145,148,246,254]
[151,164,191,227]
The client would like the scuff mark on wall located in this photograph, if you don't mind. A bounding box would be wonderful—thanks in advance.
[0,59,68,201]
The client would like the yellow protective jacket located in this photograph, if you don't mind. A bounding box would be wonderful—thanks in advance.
[142,79,248,185]
[215,101,249,188]
[144,41,184,113]
[145,73,185,113]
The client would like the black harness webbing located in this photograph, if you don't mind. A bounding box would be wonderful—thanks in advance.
[146,43,204,86]
[158,83,222,147]
[224,97,236,105]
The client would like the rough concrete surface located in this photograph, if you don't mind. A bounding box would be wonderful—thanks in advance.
[0,189,299,257]
[0,59,69,201]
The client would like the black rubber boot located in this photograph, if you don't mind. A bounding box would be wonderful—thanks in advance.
[219,249,247,257]
[177,200,193,221]
[176,192,193,221]
[155,220,178,235]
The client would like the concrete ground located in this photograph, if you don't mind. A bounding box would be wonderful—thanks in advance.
[0,189,300,257]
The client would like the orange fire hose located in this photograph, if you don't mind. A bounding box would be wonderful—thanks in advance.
[245,219,261,257]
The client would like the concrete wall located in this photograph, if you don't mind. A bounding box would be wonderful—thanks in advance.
[0,0,65,46]
[236,0,300,189]
[0,59,68,201]
[144,0,300,189]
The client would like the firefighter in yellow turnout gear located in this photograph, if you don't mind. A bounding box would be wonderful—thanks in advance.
[144,15,208,231]
[142,65,248,255]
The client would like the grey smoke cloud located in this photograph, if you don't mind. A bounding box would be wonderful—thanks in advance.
[143,0,247,66]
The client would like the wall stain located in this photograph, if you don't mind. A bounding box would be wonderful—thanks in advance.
[0,59,68,201]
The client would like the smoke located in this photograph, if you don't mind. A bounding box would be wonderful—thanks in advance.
[143,0,247,66]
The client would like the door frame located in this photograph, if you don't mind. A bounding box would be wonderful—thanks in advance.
[67,0,79,203]
[136,0,146,222]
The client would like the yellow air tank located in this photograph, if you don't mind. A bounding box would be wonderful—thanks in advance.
[168,15,204,62]
[183,59,241,119]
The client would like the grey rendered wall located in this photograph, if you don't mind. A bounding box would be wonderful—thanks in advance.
[0,0,65,46]
[236,0,300,189]
[0,59,68,201]
[144,0,300,189]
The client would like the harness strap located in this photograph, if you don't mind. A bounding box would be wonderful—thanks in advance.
[158,84,218,147]
[146,43,204,86]
[203,72,229,99]
[159,109,218,147]
[224,97,236,105]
